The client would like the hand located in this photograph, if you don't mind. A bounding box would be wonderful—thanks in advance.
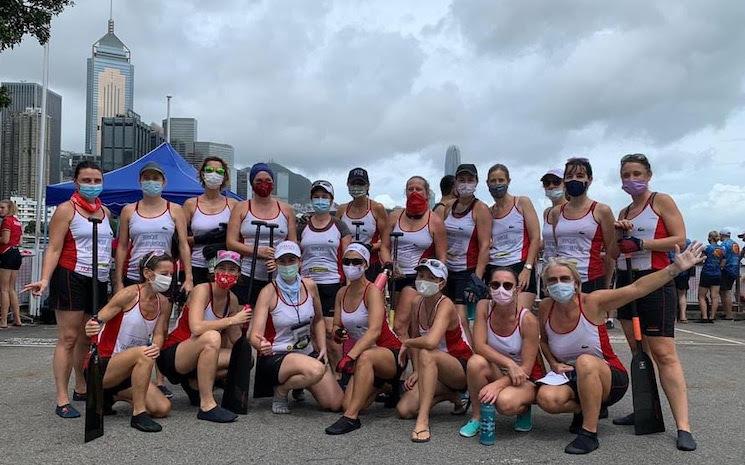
[143,344,160,359]
[84,317,101,337]
[257,335,273,356]
[382,262,394,272]
[181,278,194,294]
[618,236,642,254]
[506,362,528,386]
[257,246,275,260]
[552,362,575,374]
[397,347,409,367]
[614,219,634,232]
[478,381,503,405]
[336,354,356,374]
[517,268,531,292]
[232,305,252,326]
[392,263,404,280]
[23,278,48,296]
[332,327,348,344]
[670,241,705,274]
[316,348,327,364]
[266,259,277,273]
[403,372,418,391]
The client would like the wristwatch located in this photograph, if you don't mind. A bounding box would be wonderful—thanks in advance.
[524,263,533,270]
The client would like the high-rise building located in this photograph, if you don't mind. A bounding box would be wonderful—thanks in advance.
[236,162,311,205]
[192,141,234,169]
[59,150,96,181]
[0,82,62,187]
[85,12,134,157]
[162,117,197,160]
[100,110,157,172]
[444,145,461,176]
[0,108,51,198]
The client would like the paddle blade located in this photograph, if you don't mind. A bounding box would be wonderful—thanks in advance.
[84,348,104,442]
[221,337,253,414]
[631,348,665,435]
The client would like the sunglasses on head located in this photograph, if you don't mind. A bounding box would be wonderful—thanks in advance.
[542,178,562,188]
[342,258,366,266]
[489,281,515,291]
[204,166,225,175]
[620,153,648,165]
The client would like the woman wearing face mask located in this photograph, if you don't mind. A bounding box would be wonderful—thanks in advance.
[83,252,174,432]
[251,241,343,414]
[536,245,704,454]
[25,161,114,418]
[324,243,403,434]
[115,162,192,293]
[0,200,23,328]
[539,168,566,261]
[486,164,541,311]
[300,180,352,373]
[458,267,544,439]
[336,167,388,281]
[157,251,250,423]
[395,259,473,443]
[380,176,447,340]
[184,157,238,285]
[227,163,297,306]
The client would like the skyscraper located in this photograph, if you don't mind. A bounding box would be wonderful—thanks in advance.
[162,117,197,160]
[85,11,134,157]
[100,110,158,171]
[192,141,234,169]
[0,108,51,198]
[444,145,461,176]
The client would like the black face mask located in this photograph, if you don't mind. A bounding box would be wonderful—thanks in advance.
[565,180,588,197]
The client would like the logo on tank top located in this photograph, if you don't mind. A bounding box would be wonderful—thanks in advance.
[579,231,585,235]
[638,228,646,232]
[581,345,589,349]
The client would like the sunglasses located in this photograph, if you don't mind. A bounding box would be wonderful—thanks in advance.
[542,178,562,188]
[489,281,515,291]
[203,166,225,175]
[342,258,366,266]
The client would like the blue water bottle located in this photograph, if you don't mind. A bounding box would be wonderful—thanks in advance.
[467,302,476,321]
[479,403,496,446]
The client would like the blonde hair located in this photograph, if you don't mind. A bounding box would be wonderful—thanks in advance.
[541,257,582,289]
[0,199,17,216]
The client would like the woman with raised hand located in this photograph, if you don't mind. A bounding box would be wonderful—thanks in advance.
[83,252,174,432]
[250,241,343,414]
[324,243,402,435]
[0,199,23,328]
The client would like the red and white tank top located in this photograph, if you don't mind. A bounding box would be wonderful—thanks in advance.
[0,215,22,253]
[417,296,472,360]
[264,282,315,355]
[617,193,670,272]
[553,202,604,282]
[126,202,175,281]
[392,212,435,276]
[98,286,160,358]
[341,201,380,264]
[58,203,113,281]
[486,306,544,380]
[300,217,347,285]
[490,198,530,266]
[191,197,232,268]
[240,201,289,281]
[544,300,625,373]
[164,285,228,348]
[541,209,557,260]
[444,199,479,272]
[340,284,401,350]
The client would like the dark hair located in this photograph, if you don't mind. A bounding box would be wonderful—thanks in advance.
[139,251,174,282]
[565,157,593,178]
[488,266,518,282]
[487,163,510,180]
[620,153,651,173]
[439,175,455,196]
[406,176,430,198]
[74,160,102,180]
[199,156,230,189]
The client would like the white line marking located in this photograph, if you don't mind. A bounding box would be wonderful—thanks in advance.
[675,328,745,346]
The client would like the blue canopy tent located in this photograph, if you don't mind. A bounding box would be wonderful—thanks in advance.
[46,142,242,214]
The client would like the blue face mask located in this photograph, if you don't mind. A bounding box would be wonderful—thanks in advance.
[547,282,576,303]
[141,180,163,197]
[311,198,331,213]
[79,183,103,200]
[276,264,301,303]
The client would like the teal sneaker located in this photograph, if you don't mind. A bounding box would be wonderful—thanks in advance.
[459,418,481,438]
[513,406,533,432]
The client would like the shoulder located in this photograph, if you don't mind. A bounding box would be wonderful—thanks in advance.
[116,284,140,304]
[473,199,491,214]
[334,217,351,235]
[279,200,295,215]
[183,197,197,209]
[120,203,135,217]
[651,192,678,210]
[593,201,613,216]
[226,198,239,209]
[336,202,348,216]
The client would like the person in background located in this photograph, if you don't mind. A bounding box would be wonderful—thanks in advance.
[739,231,745,303]
[433,175,456,220]
[698,230,723,323]
[539,168,567,263]
[718,229,740,320]
[669,239,693,323]
[0,200,23,328]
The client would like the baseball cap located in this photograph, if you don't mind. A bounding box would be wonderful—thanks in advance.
[738,231,745,239]
[311,180,334,198]
[344,242,370,265]
[139,161,165,177]
[347,167,369,184]
[719,228,731,236]
[215,250,241,267]
[275,241,301,259]
[415,258,449,280]
[541,168,564,181]
[455,163,478,178]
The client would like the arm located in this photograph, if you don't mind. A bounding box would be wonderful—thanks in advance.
[171,205,193,289]
[331,287,344,338]
[0,229,9,245]
[83,287,136,336]
[226,201,252,256]
[188,285,245,335]
[282,202,298,243]
[517,312,541,376]
[371,201,388,253]
[334,203,347,221]
[347,287,386,359]
[473,201,492,279]
[183,198,196,246]
[25,203,73,294]
[151,295,172,349]
[378,210,398,265]
[249,283,274,351]
[308,280,328,360]
[518,197,541,268]
[644,194,686,252]
[114,206,132,291]
[595,203,619,263]
[430,214,448,263]
[405,299,455,351]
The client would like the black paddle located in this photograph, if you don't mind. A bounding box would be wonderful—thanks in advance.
[222,220,266,414]
[626,254,665,435]
[84,217,104,442]
[389,231,404,314]
[352,221,364,241]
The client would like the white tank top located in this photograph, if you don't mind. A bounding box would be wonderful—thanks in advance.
[190,197,232,268]
[392,212,435,276]
[113,295,160,355]
[341,200,378,245]
[541,209,557,261]
[340,290,370,341]
[266,282,315,355]
[490,198,530,266]
[240,201,289,281]
[300,217,347,285]
[486,307,529,364]
[616,194,671,271]
[552,202,604,282]
[126,202,175,281]
[59,204,113,281]
[444,199,479,272]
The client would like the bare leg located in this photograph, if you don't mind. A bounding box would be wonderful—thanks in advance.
[465,354,498,421]
[709,286,720,320]
[0,269,9,326]
[495,383,537,416]
[574,354,612,433]
[721,287,733,319]
[648,336,691,432]
[173,330,222,411]
[53,311,86,406]
[412,349,466,439]
[344,348,396,419]
[393,287,418,339]
[697,286,709,320]
[677,289,688,321]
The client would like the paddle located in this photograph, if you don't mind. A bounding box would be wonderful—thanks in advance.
[388,231,404,322]
[84,217,104,442]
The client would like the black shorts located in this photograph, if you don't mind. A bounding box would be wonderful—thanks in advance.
[156,343,197,385]
[720,272,737,291]
[0,247,22,270]
[445,269,472,305]
[49,267,108,313]
[100,356,133,395]
[616,270,676,338]
[673,274,690,291]
[567,365,628,408]
[699,274,720,288]
[486,262,537,295]
[254,351,319,398]
[393,274,417,293]
[317,283,341,317]
[581,277,606,293]
[372,348,404,389]
[233,275,269,307]
[192,266,212,286]
[365,262,382,282]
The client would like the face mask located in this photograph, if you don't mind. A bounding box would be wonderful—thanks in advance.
[456,182,477,197]
[622,179,648,196]
[141,180,163,197]
[204,172,224,190]
[215,272,238,290]
[278,264,299,282]
[564,180,588,197]
[490,287,515,305]
[547,282,576,303]
[311,198,331,213]
[150,273,172,293]
[415,279,440,297]
[545,187,564,201]
[79,183,103,200]
[253,179,274,198]
[405,192,428,217]
[343,265,365,281]
[348,185,368,199]
[488,184,508,199]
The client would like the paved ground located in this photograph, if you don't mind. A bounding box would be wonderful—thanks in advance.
[1,322,744,465]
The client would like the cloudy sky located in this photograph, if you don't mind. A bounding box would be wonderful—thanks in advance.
[2,0,745,242]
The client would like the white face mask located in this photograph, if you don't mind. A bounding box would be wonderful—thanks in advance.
[204,172,224,190]
[415,279,440,297]
[343,265,365,281]
[490,286,514,305]
[150,273,172,293]
[545,187,564,201]
[457,182,477,197]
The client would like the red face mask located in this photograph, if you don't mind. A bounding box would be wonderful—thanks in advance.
[405,191,428,217]
[253,180,274,198]
[215,272,238,290]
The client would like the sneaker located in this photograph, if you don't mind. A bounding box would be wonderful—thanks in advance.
[325,416,362,435]
[181,381,200,406]
[513,406,532,432]
[157,385,174,399]
[131,412,162,432]
[564,429,599,454]
[676,430,697,451]
[459,419,481,438]
[72,391,87,402]
[612,412,635,426]
[55,404,80,419]
[197,406,238,423]
[272,391,290,414]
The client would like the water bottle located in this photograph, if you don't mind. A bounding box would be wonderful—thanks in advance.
[479,403,496,446]
[467,302,476,321]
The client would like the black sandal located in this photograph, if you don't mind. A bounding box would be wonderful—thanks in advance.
[411,429,431,443]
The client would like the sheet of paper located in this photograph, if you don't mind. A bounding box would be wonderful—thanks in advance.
[536,371,570,386]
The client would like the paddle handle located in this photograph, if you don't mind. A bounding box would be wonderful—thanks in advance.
[632,316,643,343]
[89,217,102,345]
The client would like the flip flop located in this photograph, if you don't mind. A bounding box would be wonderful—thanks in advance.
[411,429,431,443]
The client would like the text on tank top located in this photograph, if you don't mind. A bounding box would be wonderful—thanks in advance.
[240,200,289,281]
[444,199,479,272]
[342,200,379,245]
[59,203,114,281]
[340,284,402,350]
[393,211,435,275]
[98,286,161,357]
[265,281,315,355]
[616,193,670,271]
[300,217,344,284]
[490,198,530,266]
[417,296,473,360]
[164,285,229,348]
[191,197,232,268]
[541,209,557,260]
[126,202,175,280]
[553,202,604,282]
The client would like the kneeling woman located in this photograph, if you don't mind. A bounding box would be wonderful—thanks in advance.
[157,250,250,423]
[250,241,343,414]
[84,252,174,432]
[459,267,544,439]
[396,259,473,443]
[536,245,703,454]
[325,243,403,434]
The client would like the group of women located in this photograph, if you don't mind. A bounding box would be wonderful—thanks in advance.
[21,152,702,454]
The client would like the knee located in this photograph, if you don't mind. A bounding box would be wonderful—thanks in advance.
[650,345,679,367]
[58,331,79,349]
[151,398,172,418]
[467,354,488,374]
[536,389,562,413]
[308,360,326,382]
[356,350,373,368]
[496,391,526,416]
[199,330,221,350]
[575,354,599,375]
[396,399,416,419]
[417,349,435,367]
[137,348,155,365]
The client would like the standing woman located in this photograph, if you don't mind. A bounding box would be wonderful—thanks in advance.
[718,229,740,320]
[227,163,297,306]
[380,176,447,339]
[697,230,723,323]
[486,163,541,311]
[395,259,472,443]
[539,168,566,262]
[669,239,693,323]
[114,162,192,292]
[24,161,114,418]
[0,200,23,328]
[184,157,238,285]
[300,180,352,372]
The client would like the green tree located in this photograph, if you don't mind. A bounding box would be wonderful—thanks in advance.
[0,0,74,51]
[24,220,36,235]
[0,85,10,109]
